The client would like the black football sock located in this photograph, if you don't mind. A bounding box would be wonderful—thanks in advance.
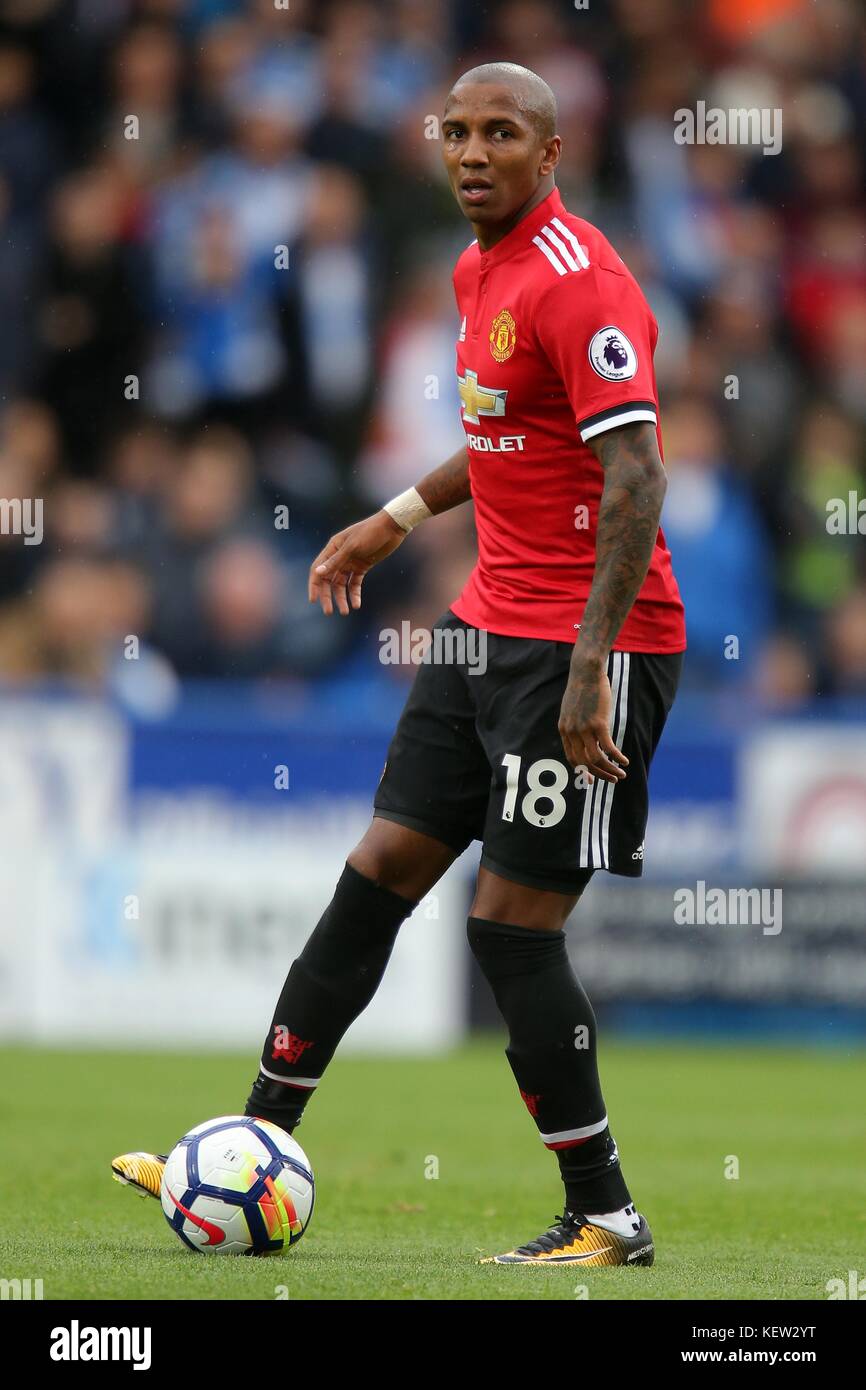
[467,915,632,1215]
[245,863,416,1131]
[559,1127,631,1219]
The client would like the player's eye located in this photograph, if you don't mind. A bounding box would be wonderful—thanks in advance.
[494,129,514,140]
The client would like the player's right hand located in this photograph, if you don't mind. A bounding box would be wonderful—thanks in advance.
[309,510,408,615]
[558,663,629,784]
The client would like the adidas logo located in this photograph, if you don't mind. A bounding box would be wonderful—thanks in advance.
[631,841,644,861]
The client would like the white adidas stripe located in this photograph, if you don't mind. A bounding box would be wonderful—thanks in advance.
[578,652,629,867]
[533,220,591,276]
[539,223,582,272]
[550,216,590,268]
[532,233,567,275]
[579,757,599,867]
[592,652,623,865]
[578,652,618,865]
[599,653,630,866]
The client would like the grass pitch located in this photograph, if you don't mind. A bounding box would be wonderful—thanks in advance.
[0,1039,863,1301]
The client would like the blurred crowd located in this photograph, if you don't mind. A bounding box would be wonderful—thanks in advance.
[0,0,864,703]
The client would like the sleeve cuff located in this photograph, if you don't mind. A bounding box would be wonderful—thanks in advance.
[578,401,658,442]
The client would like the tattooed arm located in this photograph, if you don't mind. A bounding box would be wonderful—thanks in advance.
[558,421,667,782]
[416,446,472,514]
[309,448,471,615]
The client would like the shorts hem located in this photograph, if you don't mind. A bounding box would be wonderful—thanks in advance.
[608,863,644,878]
[373,807,474,856]
[479,852,594,895]
[480,852,644,891]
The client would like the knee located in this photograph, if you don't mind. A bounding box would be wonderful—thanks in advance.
[466,915,569,991]
[347,818,455,900]
[347,843,410,894]
[470,866,591,931]
[469,886,571,933]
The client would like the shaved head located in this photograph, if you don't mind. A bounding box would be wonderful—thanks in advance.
[442,60,561,246]
[446,62,557,142]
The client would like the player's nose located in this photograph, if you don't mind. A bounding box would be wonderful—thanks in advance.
[460,133,490,167]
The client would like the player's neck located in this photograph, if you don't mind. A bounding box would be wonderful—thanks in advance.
[472,176,557,252]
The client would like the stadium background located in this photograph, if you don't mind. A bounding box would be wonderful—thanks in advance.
[0,0,865,1057]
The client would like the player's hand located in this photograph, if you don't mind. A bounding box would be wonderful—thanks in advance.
[558,659,629,784]
[309,510,407,615]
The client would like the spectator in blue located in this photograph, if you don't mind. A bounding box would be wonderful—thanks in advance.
[661,395,773,688]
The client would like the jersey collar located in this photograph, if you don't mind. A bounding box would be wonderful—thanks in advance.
[476,185,565,269]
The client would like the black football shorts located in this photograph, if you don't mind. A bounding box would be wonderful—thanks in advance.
[373,609,682,893]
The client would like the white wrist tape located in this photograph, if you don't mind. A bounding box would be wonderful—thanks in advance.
[383,486,432,533]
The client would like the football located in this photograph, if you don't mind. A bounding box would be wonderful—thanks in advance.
[160,1116,314,1255]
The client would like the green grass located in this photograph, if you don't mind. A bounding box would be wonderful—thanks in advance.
[0,1040,863,1300]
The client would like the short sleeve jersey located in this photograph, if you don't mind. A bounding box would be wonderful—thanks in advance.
[449,185,686,652]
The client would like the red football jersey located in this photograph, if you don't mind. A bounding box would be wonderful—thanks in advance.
[449,185,686,653]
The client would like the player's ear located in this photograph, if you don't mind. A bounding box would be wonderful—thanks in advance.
[539,135,561,177]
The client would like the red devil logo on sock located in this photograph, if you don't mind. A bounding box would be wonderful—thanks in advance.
[272,1024,314,1065]
[519,1089,542,1118]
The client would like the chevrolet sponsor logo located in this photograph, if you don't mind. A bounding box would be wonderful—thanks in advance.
[457,369,507,425]
[465,433,526,452]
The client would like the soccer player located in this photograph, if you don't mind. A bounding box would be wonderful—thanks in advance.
[113,62,685,1267]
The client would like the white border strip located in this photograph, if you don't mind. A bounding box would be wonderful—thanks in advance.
[580,408,657,442]
[540,1114,610,1146]
[259,1065,320,1090]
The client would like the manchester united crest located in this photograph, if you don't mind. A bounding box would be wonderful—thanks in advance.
[489,308,516,362]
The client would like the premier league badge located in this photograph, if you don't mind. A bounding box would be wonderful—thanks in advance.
[588,326,637,381]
